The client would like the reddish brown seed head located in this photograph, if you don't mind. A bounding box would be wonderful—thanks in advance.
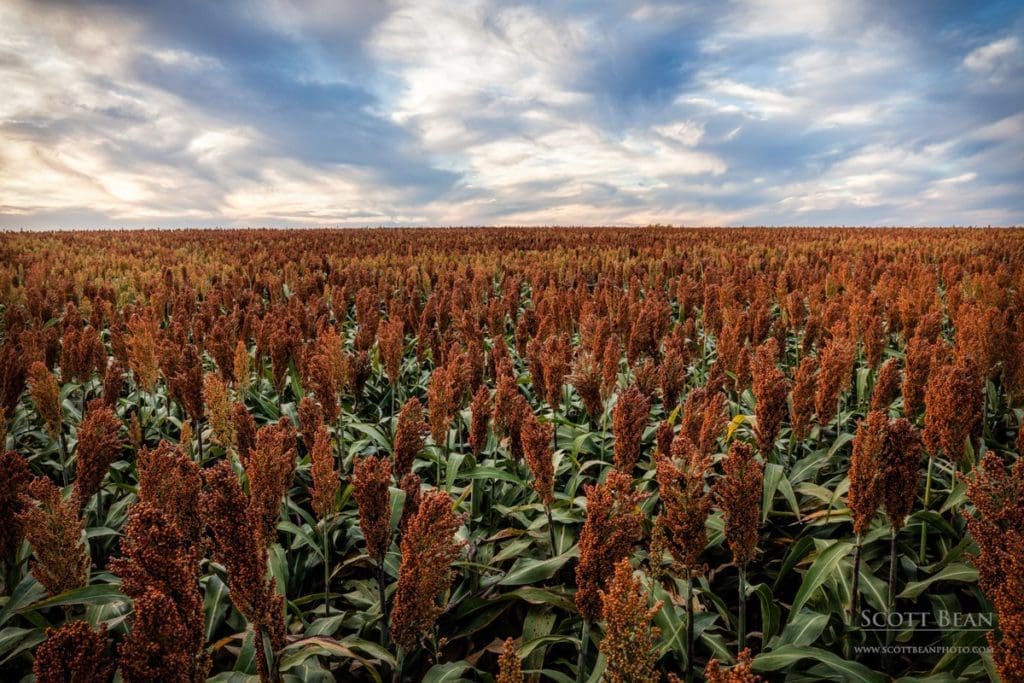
[923,357,983,465]
[598,558,663,683]
[74,400,124,507]
[496,637,523,683]
[309,425,339,520]
[378,317,405,386]
[110,503,209,682]
[790,356,818,442]
[0,450,31,570]
[656,433,712,570]
[137,441,203,546]
[393,397,427,478]
[704,648,761,683]
[33,621,115,683]
[245,418,298,547]
[715,441,763,566]
[751,338,789,456]
[17,477,89,595]
[390,490,465,650]
[575,470,645,622]
[849,410,888,536]
[352,454,392,562]
[870,357,902,412]
[520,411,555,505]
[964,453,1024,681]
[27,361,62,438]
[468,385,491,457]
[879,418,921,531]
[815,325,856,425]
[612,384,650,472]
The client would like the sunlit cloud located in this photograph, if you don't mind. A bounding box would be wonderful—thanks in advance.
[0,0,1021,228]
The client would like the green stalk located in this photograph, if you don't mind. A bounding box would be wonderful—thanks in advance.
[57,428,69,488]
[849,534,863,630]
[575,620,591,683]
[686,567,695,683]
[738,563,747,655]
[919,455,934,562]
[378,559,389,646]
[886,526,897,661]
[393,647,404,683]
[95,490,105,529]
[322,521,331,618]
[887,527,897,615]
[195,417,204,461]
[545,504,557,558]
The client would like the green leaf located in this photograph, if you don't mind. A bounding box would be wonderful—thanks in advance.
[519,633,578,659]
[754,644,886,682]
[0,575,46,626]
[388,486,407,533]
[775,611,829,647]
[761,463,799,522]
[348,423,391,452]
[827,432,856,458]
[421,660,473,682]
[446,452,466,491]
[0,626,46,663]
[278,521,325,561]
[789,541,853,617]
[462,466,523,485]
[898,563,978,600]
[278,635,394,676]
[497,547,578,586]
[521,604,558,672]
[19,583,125,612]
[204,575,230,642]
[749,583,781,643]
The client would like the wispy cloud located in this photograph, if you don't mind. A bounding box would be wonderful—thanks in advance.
[0,0,1021,228]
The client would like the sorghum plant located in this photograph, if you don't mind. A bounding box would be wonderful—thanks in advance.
[496,637,523,683]
[520,410,556,554]
[612,384,650,472]
[73,400,123,519]
[33,621,115,683]
[715,441,763,654]
[17,477,89,596]
[201,461,285,682]
[751,338,789,458]
[111,503,210,681]
[963,453,1024,681]
[390,490,464,657]
[598,558,662,683]
[353,454,392,630]
[575,470,644,681]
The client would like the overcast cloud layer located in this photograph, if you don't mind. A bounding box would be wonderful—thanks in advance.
[1,0,1022,228]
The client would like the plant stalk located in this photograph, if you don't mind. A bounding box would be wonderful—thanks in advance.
[195,417,204,461]
[378,558,389,646]
[850,533,863,627]
[738,563,747,655]
[886,526,897,665]
[322,521,331,618]
[57,428,69,488]
[686,567,695,683]
[919,454,934,562]
[545,504,557,558]
[576,619,590,683]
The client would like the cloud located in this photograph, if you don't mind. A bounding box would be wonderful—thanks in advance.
[964,36,1022,82]
[0,0,1021,228]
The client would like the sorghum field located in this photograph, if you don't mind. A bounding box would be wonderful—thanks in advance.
[1,227,1023,683]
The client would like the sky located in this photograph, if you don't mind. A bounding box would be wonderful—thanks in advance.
[0,0,1022,229]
